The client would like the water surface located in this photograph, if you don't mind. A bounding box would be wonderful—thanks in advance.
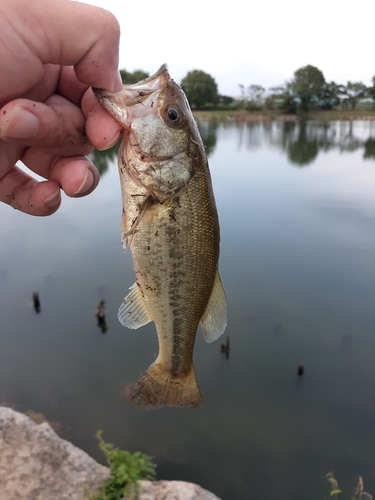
[1,120,375,499]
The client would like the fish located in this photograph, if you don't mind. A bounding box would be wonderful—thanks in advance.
[94,65,227,409]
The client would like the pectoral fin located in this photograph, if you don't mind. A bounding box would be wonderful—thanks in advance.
[118,283,151,329]
[121,196,151,249]
[200,271,227,343]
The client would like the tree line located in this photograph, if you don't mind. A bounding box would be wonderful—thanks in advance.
[267,65,375,113]
[119,67,375,112]
[119,68,223,109]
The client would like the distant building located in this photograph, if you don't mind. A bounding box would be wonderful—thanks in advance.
[357,98,375,109]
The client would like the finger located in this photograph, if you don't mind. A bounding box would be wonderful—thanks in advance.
[28,0,122,92]
[20,65,88,106]
[58,66,90,105]
[0,136,99,214]
[0,96,92,156]
[4,172,61,216]
[21,147,99,198]
[0,163,61,216]
[0,64,88,110]
[0,0,121,101]
[6,64,61,108]
[83,89,121,150]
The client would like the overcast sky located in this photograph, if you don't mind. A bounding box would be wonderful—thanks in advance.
[83,0,374,97]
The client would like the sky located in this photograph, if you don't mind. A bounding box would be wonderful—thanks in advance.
[82,0,374,97]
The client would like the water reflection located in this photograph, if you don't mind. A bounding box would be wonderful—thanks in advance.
[196,121,218,156]
[364,138,375,159]
[32,292,41,314]
[95,300,108,334]
[287,124,319,166]
[197,119,375,167]
[220,335,230,360]
[91,121,375,176]
[265,120,375,165]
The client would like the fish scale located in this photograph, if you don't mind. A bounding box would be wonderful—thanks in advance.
[132,174,217,376]
[95,65,227,408]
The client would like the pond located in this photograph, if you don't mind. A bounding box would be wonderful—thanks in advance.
[1,119,375,499]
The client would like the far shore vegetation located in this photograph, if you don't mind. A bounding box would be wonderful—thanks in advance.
[191,108,375,122]
[120,66,375,121]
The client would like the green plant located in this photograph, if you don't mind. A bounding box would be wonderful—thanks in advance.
[94,430,156,500]
[326,472,373,500]
[326,472,342,499]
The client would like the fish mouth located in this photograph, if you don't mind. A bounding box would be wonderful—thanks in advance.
[93,64,170,127]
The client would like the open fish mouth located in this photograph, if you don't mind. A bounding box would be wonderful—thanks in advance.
[115,63,169,103]
[93,64,170,126]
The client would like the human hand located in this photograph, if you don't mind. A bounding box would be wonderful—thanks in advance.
[0,0,122,216]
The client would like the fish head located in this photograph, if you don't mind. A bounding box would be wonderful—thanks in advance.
[94,65,205,202]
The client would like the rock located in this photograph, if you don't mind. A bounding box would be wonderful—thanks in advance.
[137,480,221,500]
[0,407,221,500]
[0,407,110,500]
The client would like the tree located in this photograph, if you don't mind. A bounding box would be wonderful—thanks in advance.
[368,75,375,101]
[238,84,265,109]
[238,84,247,109]
[248,85,265,108]
[270,83,297,114]
[292,65,326,112]
[120,69,149,84]
[180,70,219,109]
[338,81,367,110]
[218,94,234,106]
[319,81,341,109]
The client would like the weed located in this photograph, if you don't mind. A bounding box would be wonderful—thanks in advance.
[92,430,156,500]
[326,472,373,500]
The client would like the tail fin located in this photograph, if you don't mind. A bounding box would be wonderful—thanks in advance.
[128,363,203,409]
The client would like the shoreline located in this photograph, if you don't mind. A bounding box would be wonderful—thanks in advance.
[0,406,221,500]
[192,109,375,122]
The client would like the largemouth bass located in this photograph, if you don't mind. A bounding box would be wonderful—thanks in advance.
[95,65,227,409]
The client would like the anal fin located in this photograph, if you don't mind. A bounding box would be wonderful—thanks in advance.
[118,282,151,329]
[200,271,227,343]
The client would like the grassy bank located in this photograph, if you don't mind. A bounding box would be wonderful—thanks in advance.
[192,108,375,122]
[309,108,375,120]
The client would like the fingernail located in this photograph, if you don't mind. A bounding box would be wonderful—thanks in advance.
[74,168,94,195]
[98,133,120,151]
[45,189,61,208]
[2,107,40,140]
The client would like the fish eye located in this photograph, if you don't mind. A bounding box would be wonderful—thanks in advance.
[164,105,184,127]
[168,108,179,121]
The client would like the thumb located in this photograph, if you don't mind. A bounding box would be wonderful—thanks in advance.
[2,0,122,95]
